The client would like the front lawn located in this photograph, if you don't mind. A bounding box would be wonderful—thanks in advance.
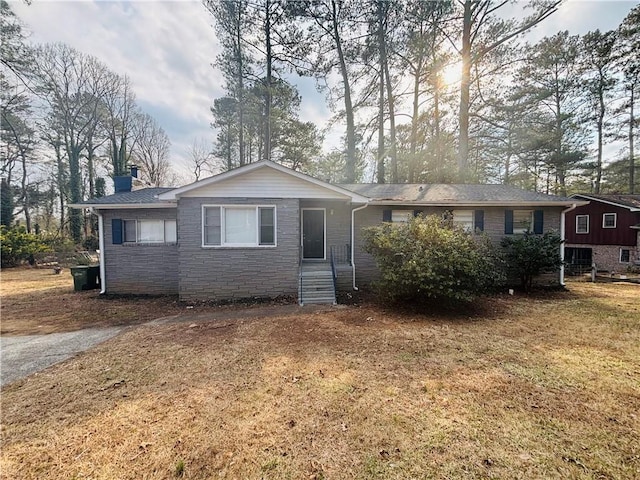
[0,267,184,335]
[1,281,639,479]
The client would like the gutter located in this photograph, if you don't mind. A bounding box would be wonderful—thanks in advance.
[350,203,369,290]
[95,209,107,294]
[559,203,578,287]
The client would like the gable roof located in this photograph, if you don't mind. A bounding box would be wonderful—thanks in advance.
[69,188,176,209]
[71,166,586,210]
[571,194,640,211]
[341,183,582,207]
[157,160,369,202]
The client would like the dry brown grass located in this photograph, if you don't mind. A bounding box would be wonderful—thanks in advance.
[0,267,184,335]
[1,275,639,479]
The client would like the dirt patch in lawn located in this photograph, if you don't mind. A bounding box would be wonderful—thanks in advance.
[0,268,183,335]
[1,280,639,479]
[0,268,299,335]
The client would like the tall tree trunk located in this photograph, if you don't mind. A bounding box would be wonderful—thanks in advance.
[67,144,83,243]
[376,0,385,184]
[409,57,421,183]
[331,0,356,182]
[236,5,245,167]
[227,121,233,171]
[630,85,636,194]
[383,48,397,183]
[55,142,66,236]
[595,85,605,194]
[86,141,97,236]
[457,0,472,178]
[20,151,30,233]
[264,0,272,162]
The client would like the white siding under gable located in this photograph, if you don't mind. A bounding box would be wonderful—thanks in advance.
[180,167,351,199]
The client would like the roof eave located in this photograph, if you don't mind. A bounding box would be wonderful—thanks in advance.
[570,194,640,211]
[69,202,177,209]
[367,200,588,207]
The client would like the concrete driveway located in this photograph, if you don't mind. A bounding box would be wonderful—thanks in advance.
[0,327,123,387]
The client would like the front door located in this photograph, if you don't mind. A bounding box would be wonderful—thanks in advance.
[302,209,325,259]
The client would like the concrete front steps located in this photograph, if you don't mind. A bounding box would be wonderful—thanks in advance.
[299,262,336,305]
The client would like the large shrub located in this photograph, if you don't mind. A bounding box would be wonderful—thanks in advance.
[501,231,563,292]
[362,214,504,303]
[0,226,51,268]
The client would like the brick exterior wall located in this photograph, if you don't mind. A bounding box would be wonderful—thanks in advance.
[177,197,300,301]
[100,202,567,299]
[353,206,563,287]
[102,208,179,295]
[567,242,639,272]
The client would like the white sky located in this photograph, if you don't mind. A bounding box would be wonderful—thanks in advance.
[10,0,638,180]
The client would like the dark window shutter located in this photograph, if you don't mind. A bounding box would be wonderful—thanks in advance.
[474,210,484,232]
[382,209,392,222]
[413,209,422,217]
[505,210,514,234]
[112,219,123,244]
[533,209,544,234]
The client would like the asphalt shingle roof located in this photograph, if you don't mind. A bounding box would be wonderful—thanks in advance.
[80,188,174,205]
[572,194,640,210]
[339,183,574,204]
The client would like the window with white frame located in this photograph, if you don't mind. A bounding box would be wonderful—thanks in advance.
[123,219,177,244]
[513,210,533,234]
[203,205,276,247]
[576,215,589,234]
[603,213,617,228]
[453,210,474,232]
[620,249,630,263]
[392,210,413,223]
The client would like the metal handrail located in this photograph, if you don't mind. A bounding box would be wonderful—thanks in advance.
[330,247,338,293]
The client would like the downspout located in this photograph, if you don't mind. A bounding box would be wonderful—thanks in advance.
[560,203,578,287]
[96,209,107,294]
[351,203,369,290]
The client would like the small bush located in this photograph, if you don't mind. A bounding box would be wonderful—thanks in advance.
[82,235,99,251]
[0,226,51,268]
[362,214,504,304]
[501,231,563,292]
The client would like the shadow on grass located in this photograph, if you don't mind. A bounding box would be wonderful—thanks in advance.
[338,286,577,323]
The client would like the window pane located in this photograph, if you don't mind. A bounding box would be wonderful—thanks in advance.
[165,220,177,243]
[392,210,412,223]
[138,220,164,243]
[259,207,275,245]
[576,216,588,233]
[620,249,630,263]
[453,210,473,232]
[513,210,533,233]
[603,214,616,228]
[204,207,221,245]
[225,208,256,244]
[124,220,136,243]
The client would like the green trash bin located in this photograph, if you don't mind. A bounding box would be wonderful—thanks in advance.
[71,266,101,291]
[71,266,89,291]
[86,265,100,289]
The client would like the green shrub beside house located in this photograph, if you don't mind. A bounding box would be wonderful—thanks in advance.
[363,214,505,303]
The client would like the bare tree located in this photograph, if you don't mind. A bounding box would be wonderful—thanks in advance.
[131,113,172,187]
[453,0,561,177]
[188,137,216,181]
[101,72,137,176]
[32,43,109,242]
